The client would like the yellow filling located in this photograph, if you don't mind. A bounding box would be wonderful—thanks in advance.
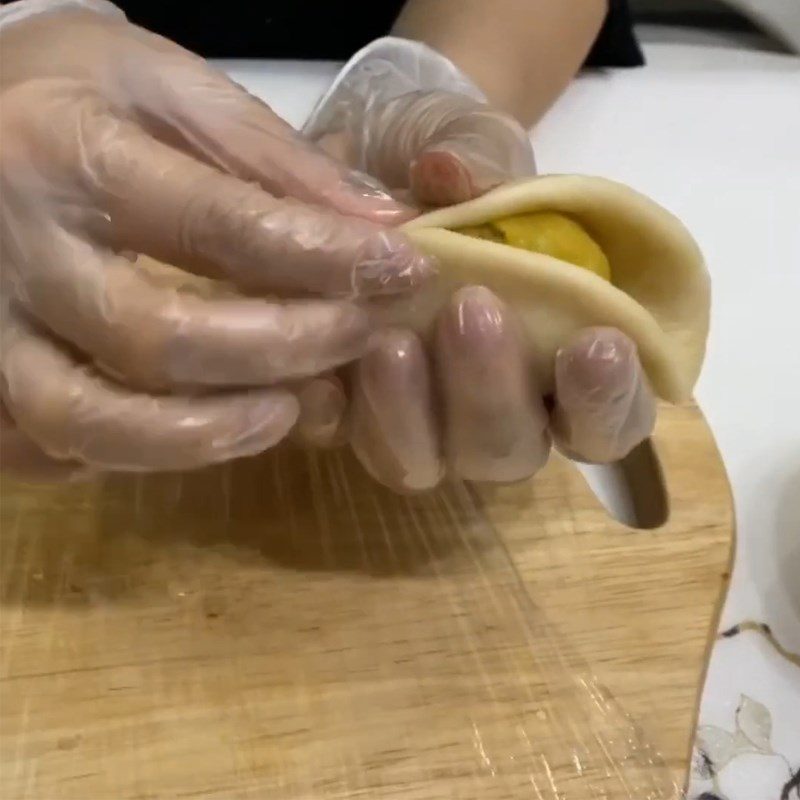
[457,212,611,282]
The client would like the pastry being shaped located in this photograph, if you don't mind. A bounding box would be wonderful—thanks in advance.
[400,175,711,403]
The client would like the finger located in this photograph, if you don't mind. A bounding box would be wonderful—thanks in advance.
[551,328,657,464]
[349,329,443,493]
[293,375,348,449]
[410,107,536,206]
[1,312,299,471]
[436,286,550,483]
[109,134,432,297]
[354,91,535,206]
[11,230,373,390]
[0,403,91,483]
[123,39,415,224]
[19,92,433,298]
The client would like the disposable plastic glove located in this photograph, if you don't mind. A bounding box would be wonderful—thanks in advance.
[302,39,657,491]
[0,8,434,475]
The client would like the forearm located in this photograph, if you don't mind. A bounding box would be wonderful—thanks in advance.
[393,0,607,127]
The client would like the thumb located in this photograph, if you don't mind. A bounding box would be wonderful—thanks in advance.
[351,90,536,207]
[408,99,537,206]
[409,96,536,205]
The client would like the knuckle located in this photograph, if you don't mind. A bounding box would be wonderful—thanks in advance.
[177,177,262,265]
[3,82,124,197]
[96,263,224,392]
[78,108,141,200]
[110,296,187,391]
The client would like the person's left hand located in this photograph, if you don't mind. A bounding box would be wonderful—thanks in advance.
[301,87,657,492]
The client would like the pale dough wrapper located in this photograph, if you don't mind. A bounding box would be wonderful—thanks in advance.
[397,175,711,404]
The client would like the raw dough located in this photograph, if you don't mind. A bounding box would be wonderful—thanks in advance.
[399,175,711,403]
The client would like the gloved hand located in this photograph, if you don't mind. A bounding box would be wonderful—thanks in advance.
[0,6,434,476]
[301,38,657,492]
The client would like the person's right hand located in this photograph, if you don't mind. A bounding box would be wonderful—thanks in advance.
[302,69,656,492]
[0,2,434,477]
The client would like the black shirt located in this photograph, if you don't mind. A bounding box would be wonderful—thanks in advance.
[118,1,644,67]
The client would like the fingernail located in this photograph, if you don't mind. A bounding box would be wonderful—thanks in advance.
[359,329,419,386]
[351,333,443,493]
[213,393,299,459]
[447,286,507,346]
[297,379,345,438]
[353,230,437,297]
[418,129,535,200]
[412,148,476,204]
[557,330,637,402]
[338,171,418,224]
[346,170,394,197]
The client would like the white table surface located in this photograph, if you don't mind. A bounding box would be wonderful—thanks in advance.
[217,40,800,799]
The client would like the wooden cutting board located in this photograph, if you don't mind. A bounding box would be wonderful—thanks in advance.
[0,401,732,800]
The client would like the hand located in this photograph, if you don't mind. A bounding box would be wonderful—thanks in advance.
[305,83,656,492]
[0,6,434,477]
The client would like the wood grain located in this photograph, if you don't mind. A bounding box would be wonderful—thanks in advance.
[0,402,732,799]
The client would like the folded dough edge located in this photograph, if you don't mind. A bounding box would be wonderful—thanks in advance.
[400,175,711,403]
